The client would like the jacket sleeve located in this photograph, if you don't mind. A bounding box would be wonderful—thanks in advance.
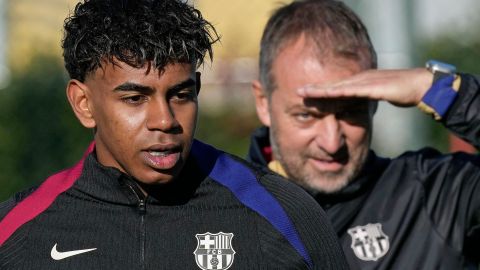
[413,149,480,260]
[0,187,37,221]
[417,73,480,261]
[442,73,480,148]
[0,197,16,221]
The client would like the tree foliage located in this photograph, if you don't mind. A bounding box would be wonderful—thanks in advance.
[0,56,91,200]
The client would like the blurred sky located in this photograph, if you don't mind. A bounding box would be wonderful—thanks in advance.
[419,0,479,39]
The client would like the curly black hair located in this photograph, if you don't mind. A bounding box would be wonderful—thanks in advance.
[62,0,219,82]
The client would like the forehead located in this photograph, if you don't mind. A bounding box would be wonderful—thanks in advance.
[85,60,195,86]
[271,36,364,91]
[270,38,372,112]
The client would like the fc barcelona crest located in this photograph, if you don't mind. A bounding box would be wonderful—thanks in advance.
[194,232,235,270]
[347,223,389,261]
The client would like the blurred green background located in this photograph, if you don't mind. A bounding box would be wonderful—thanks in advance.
[0,0,479,201]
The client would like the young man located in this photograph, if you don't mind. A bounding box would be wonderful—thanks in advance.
[0,0,349,269]
[248,0,480,268]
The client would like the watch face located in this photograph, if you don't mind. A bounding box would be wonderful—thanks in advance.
[426,60,456,74]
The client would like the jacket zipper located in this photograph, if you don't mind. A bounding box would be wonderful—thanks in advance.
[126,181,147,270]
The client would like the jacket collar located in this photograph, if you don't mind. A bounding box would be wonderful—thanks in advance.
[72,147,206,206]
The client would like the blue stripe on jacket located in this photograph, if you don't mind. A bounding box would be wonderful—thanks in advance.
[191,139,313,269]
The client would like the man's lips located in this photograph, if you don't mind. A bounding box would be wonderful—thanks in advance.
[141,144,182,170]
[308,156,348,172]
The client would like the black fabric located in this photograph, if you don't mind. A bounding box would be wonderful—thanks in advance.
[0,146,348,269]
[442,73,480,149]
[247,73,480,270]
[0,198,16,222]
[0,186,37,222]
[257,171,350,270]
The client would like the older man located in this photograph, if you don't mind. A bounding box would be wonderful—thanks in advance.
[248,0,480,268]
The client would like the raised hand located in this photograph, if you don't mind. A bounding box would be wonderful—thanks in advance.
[296,68,433,107]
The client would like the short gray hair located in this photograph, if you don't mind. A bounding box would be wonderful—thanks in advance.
[259,0,377,94]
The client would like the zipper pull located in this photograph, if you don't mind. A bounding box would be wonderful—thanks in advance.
[138,199,146,214]
[123,176,147,214]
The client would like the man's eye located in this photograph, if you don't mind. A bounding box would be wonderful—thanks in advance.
[337,111,353,118]
[122,95,147,104]
[171,90,196,102]
[336,108,370,124]
[294,112,313,122]
[337,108,364,119]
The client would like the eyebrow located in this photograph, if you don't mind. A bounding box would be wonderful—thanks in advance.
[167,78,196,93]
[113,78,196,94]
[113,82,154,94]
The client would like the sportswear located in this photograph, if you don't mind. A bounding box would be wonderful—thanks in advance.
[0,140,348,270]
[247,73,480,269]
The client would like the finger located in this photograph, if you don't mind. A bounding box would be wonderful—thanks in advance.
[297,83,379,99]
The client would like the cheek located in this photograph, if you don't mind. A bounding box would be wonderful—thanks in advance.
[122,112,145,131]
[98,107,146,143]
[174,105,198,131]
[272,120,313,149]
[343,124,370,149]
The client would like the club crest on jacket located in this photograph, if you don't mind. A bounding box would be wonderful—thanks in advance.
[194,232,235,270]
[348,223,389,261]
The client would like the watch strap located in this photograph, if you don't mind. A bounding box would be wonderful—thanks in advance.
[418,74,461,120]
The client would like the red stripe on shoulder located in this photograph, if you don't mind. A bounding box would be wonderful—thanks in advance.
[0,142,95,246]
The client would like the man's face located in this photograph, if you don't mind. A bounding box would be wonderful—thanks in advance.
[79,61,198,185]
[254,37,375,194]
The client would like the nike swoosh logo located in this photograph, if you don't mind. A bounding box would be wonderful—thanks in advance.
[50,243,97,260]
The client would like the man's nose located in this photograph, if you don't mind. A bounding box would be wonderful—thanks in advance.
[315,114,344,154]
[145,100,179,132]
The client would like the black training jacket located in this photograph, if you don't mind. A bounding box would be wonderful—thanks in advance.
[0,140,348,270]
[247,73,480,269]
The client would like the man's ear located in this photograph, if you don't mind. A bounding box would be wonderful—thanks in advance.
[66,79,96,129]
[196,72,201,95]
[252,80,271,127]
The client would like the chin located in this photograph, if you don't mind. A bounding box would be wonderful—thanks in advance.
[309,178,350,194]
[144,176,175,185]
[132,170,175,185]
[292,170,353,194]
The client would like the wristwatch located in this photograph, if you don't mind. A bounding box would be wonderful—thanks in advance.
[425,59,456,84]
